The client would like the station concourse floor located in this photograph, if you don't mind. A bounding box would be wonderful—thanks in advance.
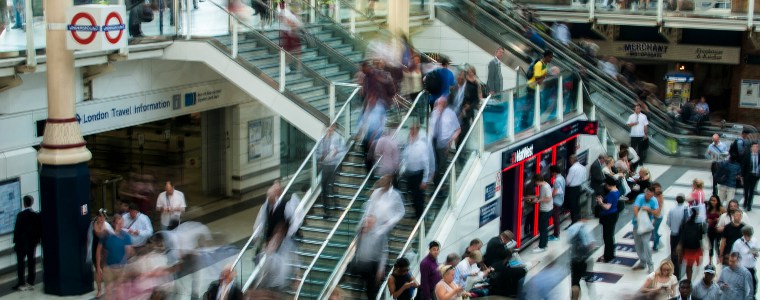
[4,162,760,300]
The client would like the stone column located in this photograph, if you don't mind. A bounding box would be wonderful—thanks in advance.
[37,0,94,295]
[387,0,410,37]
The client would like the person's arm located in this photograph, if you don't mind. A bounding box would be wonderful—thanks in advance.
[653,198,663,218]
[421,142,431,187]
[449,128,462,148]
[436,282,464,300]
[719,237,726,261]
[178,192,186,213]
[643,116,649,138]
[156,193,164,212]
[626,115,637,127]
[487,61,497,95]
[640,277,656,293]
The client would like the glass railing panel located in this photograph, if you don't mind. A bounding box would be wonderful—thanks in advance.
[539,76,560,124]
[516,85,535,134]
[130,0,180,38]
[483,90,512,147]
[563,72,579,114]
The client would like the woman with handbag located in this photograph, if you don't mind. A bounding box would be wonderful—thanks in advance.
[639,259,679,299]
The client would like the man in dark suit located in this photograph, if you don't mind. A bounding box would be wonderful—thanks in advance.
[204,266,243,300]
[741,142,760,212]
[486,48,504,97]
[13,195,42,291]
[589,154,607,197]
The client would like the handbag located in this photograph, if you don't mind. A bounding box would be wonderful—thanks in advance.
[636,209,654,234]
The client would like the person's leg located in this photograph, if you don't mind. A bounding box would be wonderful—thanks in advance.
[26,249,35,286]
[407,171,424,219]
[749,267,758,297]
[727,186,736,203]
[12,1,22,28]
[321,164,336,210]
[669,235,681,279]
[652,217,662,251]
[641,231,653,271]
[14,249,24,288]
[538,211,550,249]
[707,228,717,263]
[601,214,615,261]
[552,204,561,237]
[745,177,758,210]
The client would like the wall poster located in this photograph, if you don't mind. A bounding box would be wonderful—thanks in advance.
[740,79,760,109]
[248,117,274,161]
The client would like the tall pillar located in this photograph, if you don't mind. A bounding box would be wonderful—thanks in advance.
[37,0,94,296]
[388,0,410,37]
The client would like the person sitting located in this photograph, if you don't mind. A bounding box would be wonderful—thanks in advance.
[454,250,490,291]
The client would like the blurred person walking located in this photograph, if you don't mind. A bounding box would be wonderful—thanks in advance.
[679,207,705,282]
[12,195,41,292]
[717,252,753,300]
[87,209,114,298]
[156,181,186,230]
[319,124,346,216]
[633,186,659,273]
[457,65,482,146]
[706,195,725,264]
[550,165,566,240]
[567,219,597,300]
[716,155,742,204]
[97,214,134,299]
[402,122,432,219]
[597,177,620,263]
[203,266,243,300]
[354,175,405,299]
[251,180,302,291]
[667,194,690,279]
[429,97,461,185]
[730,226,758,297]
[692,265,721,300]
[707,133,729,193]
[374,129,400,179]
[426,57,456,112]
[278,4,303,73]
[740,142,760,212]
[652,183,666,252]
[123,202,154,248]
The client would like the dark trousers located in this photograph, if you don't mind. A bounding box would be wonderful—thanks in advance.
[356,260,380,300]
[321,164,337,211]
[630,136,645,163]
[538,210,552,249]
[749,267,757,297]
[15,247,35,286]
[404,170,425,218]
[743,175,759,211]
[551,204,562,237]
[566,186,582,224]
[433,145,449,185]
[600,212,618,261]
[669,234,682,279]
[707,227,720,258]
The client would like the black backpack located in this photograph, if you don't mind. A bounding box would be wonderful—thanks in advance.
[680,220,703,249]
[423,68,443,95]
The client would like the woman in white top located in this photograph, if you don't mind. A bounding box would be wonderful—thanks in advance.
[614,151,631,177]
[639,259,678,300]
[435,265,465,300]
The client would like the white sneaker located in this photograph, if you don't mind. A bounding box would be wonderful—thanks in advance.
[21,284,33,291]
[532,247,547,253]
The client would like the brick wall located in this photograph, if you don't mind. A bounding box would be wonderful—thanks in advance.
[728,33,760,127]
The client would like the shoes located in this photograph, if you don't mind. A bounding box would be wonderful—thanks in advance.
[11,25,21,29]
[647,266,654,273]
[652,247,659,252]
[13,284,32,291]
[632,262,645,270]
[532,247,547,253]
[549,235,560,241]
[23,284,33,291]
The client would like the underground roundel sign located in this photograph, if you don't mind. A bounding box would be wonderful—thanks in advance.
[66,5,127,51]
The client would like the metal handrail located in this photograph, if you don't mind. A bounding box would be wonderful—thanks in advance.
[295,91,427,300]
[205,0,337,89]
[230,85,361,280]
[372,92,493,300]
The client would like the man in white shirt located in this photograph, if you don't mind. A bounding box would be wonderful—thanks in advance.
[156,181,186,230]
[565,154,588,224]
[122,202,154,247]
[731,226,758,296]
[626,104,649,163]
[551,21,571,45]
[402,123,432,219]
[454,250,490,290]
[429,97,461,185]
[534,174,554,253]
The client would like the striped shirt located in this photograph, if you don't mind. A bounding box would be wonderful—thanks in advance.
[717,265,753,300]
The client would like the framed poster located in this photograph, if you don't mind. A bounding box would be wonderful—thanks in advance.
[740,79,760,109]
[248,117,274,161]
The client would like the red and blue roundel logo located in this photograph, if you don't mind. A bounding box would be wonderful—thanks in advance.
[67,12,99,45]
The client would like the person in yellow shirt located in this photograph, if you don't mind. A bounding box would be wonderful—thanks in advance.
[528,50,554,90]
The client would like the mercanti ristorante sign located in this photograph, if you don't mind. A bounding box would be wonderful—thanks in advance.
[593,41,740,64]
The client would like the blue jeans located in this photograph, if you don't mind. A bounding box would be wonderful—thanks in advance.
[651,217,663,250]
[13,5,22,27]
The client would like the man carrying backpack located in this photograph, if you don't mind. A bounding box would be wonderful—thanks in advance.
[424,57,456,112]
[527,50,554,93]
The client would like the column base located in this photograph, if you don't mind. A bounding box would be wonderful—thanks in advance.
[39,163,94,296]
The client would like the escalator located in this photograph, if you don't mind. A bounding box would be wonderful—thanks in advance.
[475,0,753,137]
[434,0,746,161]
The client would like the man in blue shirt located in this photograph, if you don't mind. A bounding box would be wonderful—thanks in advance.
[97,214,133,299]
[632,186,658,273]
[427,57,456,111]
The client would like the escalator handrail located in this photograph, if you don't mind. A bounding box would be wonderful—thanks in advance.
[371,93,494,300]
[205,0,339,94]
[232,85,362,280]
[294,90,427,300]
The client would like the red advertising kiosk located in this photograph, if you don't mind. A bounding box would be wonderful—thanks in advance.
[500,120,598,249]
